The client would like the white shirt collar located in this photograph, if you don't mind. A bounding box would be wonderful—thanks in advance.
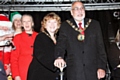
[75,20,84,28]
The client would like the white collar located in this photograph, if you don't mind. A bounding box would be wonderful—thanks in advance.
[75,20,84,28]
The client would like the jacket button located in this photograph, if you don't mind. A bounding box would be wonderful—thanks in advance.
[31,46,33,48]
[82,51,84,54]
[83,64,85,66]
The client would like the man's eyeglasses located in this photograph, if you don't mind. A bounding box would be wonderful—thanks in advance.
[72,7,84,11]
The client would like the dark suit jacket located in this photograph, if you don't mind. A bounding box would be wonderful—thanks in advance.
[108,42,120,78]
[55,17,107,80]
[27,32,59,80]
[0,61,7,80]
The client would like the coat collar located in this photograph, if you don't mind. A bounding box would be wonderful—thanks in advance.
[69,17,89,28]
[22,31,36,37]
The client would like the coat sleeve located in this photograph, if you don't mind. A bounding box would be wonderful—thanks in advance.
[96,21,107,70]
[54,22,68,59]
[10,35,21,78]
[33,34,57,72]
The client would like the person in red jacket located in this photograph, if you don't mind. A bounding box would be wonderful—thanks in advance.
[10,14,38,80]
[0,14,14,76]
[10,11,23,36]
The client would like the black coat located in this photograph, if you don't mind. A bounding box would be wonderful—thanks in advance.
[55,18,107,80]
[0,61,7,80]
[27,32,59,80]
[107,42,120,78]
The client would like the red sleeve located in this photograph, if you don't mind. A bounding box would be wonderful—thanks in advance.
[4,52,11,70]
[10,34,21,78]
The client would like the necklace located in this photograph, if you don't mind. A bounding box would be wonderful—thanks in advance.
[42,31,51,38]
[66,19,92,41]
[42,31,56,44]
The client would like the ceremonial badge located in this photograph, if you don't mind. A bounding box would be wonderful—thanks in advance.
[66,19,92,41]
[77,34,85,41]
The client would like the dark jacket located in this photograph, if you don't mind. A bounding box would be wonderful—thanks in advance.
[27,32,59,80]
[0,61,7,80]
[108,42,120,78]
[55,18,107,80]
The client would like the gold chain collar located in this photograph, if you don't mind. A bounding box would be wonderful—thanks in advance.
[42,31,57,40]
[66,19,92,34]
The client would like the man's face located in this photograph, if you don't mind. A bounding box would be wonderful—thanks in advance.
[70,2,85,22]
[0,26,10,31]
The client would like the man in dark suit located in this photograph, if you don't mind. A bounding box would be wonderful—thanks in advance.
[54,1,107,80]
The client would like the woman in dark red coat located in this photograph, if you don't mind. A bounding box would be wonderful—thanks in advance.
[27,12,61,80]
[10,14,38,80]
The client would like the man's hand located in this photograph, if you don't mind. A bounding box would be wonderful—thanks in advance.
[5,33,14,40]
[0,33,14,42]
[97,69,106,79]
[15,76,21,80]
[54,57,66,69]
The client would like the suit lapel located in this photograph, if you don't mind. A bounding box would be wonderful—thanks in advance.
[69,18,78,28]
[84,18,91,31]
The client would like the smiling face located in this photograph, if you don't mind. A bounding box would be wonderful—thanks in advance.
[21,15,34,33]
[41,12,61,34]
[45,19,59,34]
[13,18,22,29]
[70,1,85,22]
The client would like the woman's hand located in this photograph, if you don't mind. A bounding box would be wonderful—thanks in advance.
[54,57,66,71]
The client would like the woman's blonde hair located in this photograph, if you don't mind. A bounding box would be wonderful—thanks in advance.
[12,20,23,31]
[115,29,120,42]
[41,12,61,33]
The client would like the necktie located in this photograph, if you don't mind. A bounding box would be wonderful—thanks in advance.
[78,23,84,35]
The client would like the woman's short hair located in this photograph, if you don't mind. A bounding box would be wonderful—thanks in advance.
[21,14,34,30]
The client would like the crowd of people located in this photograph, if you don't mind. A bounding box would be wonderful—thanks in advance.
[0,1,119,80]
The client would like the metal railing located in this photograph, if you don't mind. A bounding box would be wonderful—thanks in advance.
[0,0,119,11]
